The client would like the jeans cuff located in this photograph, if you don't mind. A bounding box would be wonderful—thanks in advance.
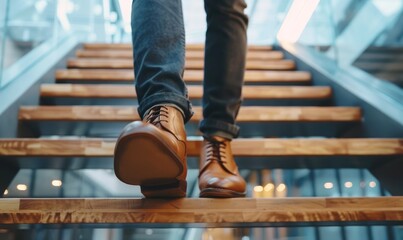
[137,92,193,123]
[199,119,240,139]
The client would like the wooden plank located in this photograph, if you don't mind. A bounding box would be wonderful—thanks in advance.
[18,106,361,122]
[76,49,284,60]
[40,84,332,100]
[0,197,402,225]
[55,69,312,83]
[83,43,273,51]
[0,138,402,157]
[67,58,296,70]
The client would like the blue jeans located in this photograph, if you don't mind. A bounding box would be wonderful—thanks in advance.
[132,0,248,139]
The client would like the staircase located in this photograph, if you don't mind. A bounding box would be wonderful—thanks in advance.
[353,46,403,88]
[0,43,402,232]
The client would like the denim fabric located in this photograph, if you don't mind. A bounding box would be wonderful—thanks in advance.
[132,0,248,138]
[131,0,192,122]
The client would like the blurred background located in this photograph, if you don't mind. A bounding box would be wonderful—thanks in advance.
[1,0,403,88]
[0,0,402,239]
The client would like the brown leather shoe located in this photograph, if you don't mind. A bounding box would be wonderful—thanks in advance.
[114,105,187,198]
[198,136,246,198]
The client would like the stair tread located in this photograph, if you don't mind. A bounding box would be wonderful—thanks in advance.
[40,84,332,99]
[56,69,311,83]
[18,106,361,122]
[76,49,284,60]
[82,43,273,51]
[0,197,402,225]
[67,58,296,70]
[1,138,401,157]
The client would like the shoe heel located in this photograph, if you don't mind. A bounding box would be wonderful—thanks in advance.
[141,180,187,198]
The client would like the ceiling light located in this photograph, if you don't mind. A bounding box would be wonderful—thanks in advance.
[323,182,333,189]
[369,181,377,188]
[52,180,63,187]
[35,0,48,12]
[344,181,353,188]
[264,183,274,192]
[253,186,263,192]
[57,0,72,31]
[373,0,402,16]
[16,184,27,191]
[277,0,321,43]
[276,183,287,192]
[4,189,8,195]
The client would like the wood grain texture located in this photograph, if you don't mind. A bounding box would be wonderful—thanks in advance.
[0,197,402,224]
[1,138,402,157]
[40,84,332,99]
[18,106,361,122]
[55,69,311,83]
[76,49,284,60]
[82,43,273,51]
[67,58,296,70]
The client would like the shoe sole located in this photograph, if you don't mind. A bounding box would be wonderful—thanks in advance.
[199,188,246,198]
[114,129,186,198]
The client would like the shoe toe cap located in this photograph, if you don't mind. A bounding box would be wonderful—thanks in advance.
[202,174,246,193]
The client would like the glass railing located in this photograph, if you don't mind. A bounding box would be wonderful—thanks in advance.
[294,0,403,93]
[0,0,124,89]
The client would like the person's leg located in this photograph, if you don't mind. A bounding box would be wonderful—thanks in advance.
[200,0,248,139]
[199,0,248,198]
[132,0,192,121]
[114,0,191,198]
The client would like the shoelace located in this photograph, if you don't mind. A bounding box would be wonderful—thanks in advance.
[203,138,236,175]
[145,106,169,126]
[205,138,227,164]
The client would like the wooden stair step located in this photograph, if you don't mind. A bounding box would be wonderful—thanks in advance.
[67,58,296,70]
[76,49,284,60]
[18,106,361,122]
[1,138,401,157]
[0,197,402,225]
[0,138,401,169]
[55,69,312,83]
[83,43,273,51]
[41,84,332,100]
